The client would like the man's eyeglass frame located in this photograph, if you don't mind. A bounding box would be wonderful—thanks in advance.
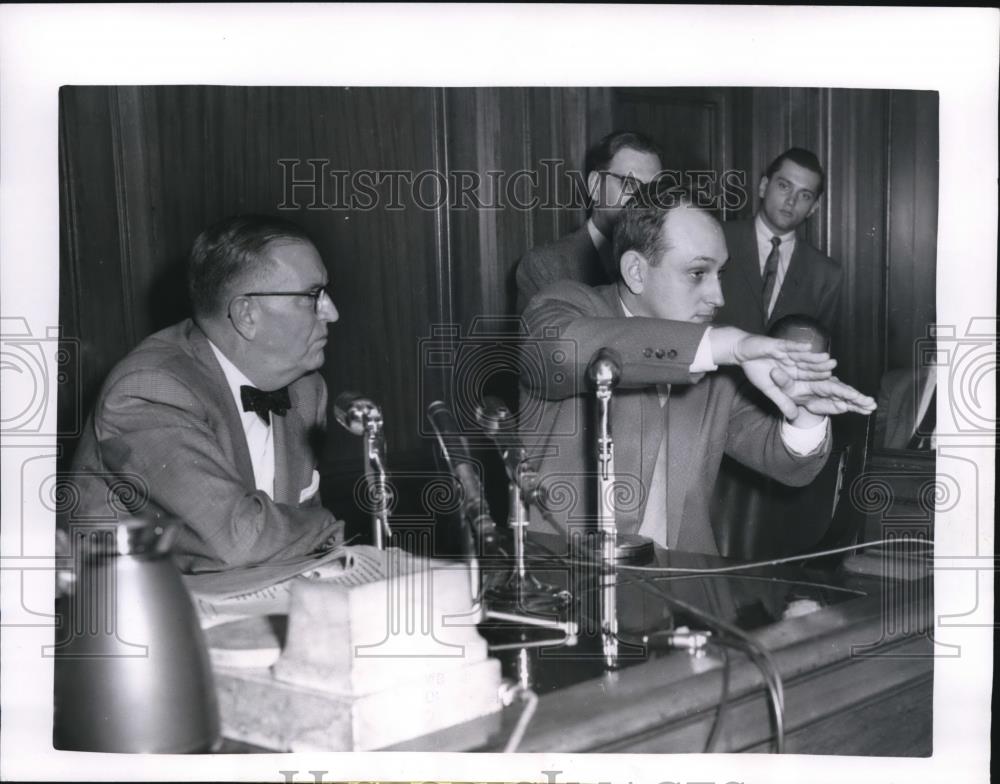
[230,284,332,315]
[596,170,648,208]
[600,170,643,191]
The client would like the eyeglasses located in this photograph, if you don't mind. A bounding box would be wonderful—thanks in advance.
[236,283,332,314]
[623,178,690,211]
[600,171,643,193]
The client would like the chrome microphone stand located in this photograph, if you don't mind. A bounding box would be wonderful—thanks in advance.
[589,349,621,669]
[474,400,570,614]
[334,392,393,550]
[509,453,529,583]
[362,407,391,550]
[426,400,577,645]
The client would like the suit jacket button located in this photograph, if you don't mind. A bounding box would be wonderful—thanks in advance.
[667,349,678,359]
[655,349,665,359]
[643,348,653,358]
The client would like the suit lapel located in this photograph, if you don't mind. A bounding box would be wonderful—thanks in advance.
[274,380,314,504]
[187,323,257,490]
[635,389,664,534]
[664,380,710,549]
[271,409,298,504]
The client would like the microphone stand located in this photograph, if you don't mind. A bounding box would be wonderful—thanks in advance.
[473,402,571,614]
[426,400,578,672]
[335,392,393,551]
[361,407,392,550]
[592,358,619,670]
[508,447,530,585]
[426,421,481,603]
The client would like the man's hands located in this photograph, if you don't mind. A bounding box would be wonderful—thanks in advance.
[771,367,877,423]
[709,326,840,418]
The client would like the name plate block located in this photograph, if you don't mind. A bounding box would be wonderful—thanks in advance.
[214,547,502,750]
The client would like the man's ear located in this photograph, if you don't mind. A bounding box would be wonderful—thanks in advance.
[228,297,257,340]
[758,175,769,201]
[805,199,821,220]
[620,249,647,295]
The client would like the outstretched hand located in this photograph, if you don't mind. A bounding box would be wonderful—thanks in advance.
[708,327,851,419]
[732,333,837,419]
[732,333,836,378]
[770,367,878,418]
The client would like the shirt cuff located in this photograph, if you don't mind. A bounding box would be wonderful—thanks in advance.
[689,327,719,373]
[780,416,829,455]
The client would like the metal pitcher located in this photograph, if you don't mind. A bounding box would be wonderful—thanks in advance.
[53,518,220,753]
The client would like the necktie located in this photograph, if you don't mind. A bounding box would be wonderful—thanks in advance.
[906,388,936,450]
[240,385,291,424]
[761,235,782,319]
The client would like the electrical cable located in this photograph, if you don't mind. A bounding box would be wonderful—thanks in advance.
[637,575,786,753]
[703,643,731,753]
[713,635,784,753]
[614,571,868,598]
[604,536,934,576]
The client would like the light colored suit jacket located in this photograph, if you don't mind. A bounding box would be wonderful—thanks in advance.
[514,224,611,313]
[68,319,341,573]
[520,281,830,555]
[717,218,842,336]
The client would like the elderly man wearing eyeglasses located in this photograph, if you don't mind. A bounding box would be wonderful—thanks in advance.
[67,215,344,573]
[514,129,663,313]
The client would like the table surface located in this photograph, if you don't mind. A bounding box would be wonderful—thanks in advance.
[383,533,934,754]
[217,534,934,756]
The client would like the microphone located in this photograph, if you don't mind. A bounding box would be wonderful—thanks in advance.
[426,401,500,553]
[474,396,519,450]
[587,347,623,390]
[474,397,546,508]
[427,400,475,465]
[334,391,381,435]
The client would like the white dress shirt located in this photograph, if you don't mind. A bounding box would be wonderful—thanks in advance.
[755,214,797,318]
[208,341,276,498]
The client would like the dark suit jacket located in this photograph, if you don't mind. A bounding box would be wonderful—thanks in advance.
[519,281,830,555]
[514,224,611,313]
[68,319,342,573]
[717,218,842,336]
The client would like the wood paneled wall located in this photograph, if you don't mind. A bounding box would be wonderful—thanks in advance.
[61,87,449,453]
[58,86,938,498]
[886,92,939,368]
[615,87,736,215]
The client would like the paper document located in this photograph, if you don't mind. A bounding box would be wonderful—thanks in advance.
[187,544,393,628]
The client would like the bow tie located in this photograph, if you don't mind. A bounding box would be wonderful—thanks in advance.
[240,385,291,424]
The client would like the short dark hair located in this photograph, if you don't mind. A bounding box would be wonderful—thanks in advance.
[187,214,314,317]
[584,130,663,179]
[612,183,694,269]
[768,314,830,353]
[764,147,826,197]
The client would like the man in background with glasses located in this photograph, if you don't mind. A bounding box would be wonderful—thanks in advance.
[515,129,663,312]
[67,215,344,573]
